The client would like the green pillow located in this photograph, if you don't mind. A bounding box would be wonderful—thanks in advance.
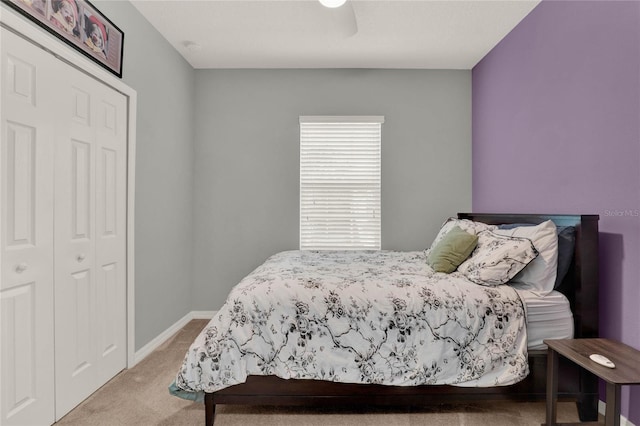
[427,226,478,273]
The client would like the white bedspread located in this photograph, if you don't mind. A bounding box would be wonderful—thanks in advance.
[174,250,528,396]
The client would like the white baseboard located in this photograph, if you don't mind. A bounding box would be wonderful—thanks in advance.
[191,310,217,319]
[599,400,636,426]
[132,310,216,366]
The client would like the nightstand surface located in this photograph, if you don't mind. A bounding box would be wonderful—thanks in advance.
[544,338,640,385]
[543,338,640,426]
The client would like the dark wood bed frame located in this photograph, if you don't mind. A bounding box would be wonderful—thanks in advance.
[204,213,600,425]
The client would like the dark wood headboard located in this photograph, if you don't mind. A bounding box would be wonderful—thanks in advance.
[457,213,599,340]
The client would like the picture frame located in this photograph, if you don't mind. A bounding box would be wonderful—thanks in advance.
[3,0,124,78]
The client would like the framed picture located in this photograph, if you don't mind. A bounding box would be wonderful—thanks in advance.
[3,0,124,78]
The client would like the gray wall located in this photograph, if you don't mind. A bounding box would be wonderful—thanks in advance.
[192,69,472,310]
[5,2,472,350]
[93,1,196,350]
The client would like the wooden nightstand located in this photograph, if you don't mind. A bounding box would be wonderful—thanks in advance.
[543,338,640,426]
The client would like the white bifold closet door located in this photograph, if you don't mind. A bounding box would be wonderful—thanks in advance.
[1,27,57,426]
[52,42,128,419]
[1,27,127,425]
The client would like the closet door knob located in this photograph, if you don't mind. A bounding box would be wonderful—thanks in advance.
[15,262,28,273]
[77,254,86,263]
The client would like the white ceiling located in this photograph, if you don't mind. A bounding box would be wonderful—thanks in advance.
[131,0,540,69]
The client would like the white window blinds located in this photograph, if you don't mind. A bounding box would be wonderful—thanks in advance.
[300,116,384,250]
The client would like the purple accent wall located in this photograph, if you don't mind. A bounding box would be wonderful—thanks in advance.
[473,1,640,422]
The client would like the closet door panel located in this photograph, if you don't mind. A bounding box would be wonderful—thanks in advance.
[94,86,127,384]
[54,70,100,419]
[0,28,56,426]
[54,62,127,420]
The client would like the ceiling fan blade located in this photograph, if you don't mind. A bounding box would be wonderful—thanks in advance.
[325,1,358,37]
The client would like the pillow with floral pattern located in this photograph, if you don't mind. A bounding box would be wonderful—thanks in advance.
[457,230,539,286]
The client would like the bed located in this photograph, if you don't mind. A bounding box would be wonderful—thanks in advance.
[172,213,599,425]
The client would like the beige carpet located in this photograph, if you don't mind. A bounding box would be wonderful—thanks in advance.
[55,319,585,426]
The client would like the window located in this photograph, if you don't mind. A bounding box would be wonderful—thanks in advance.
[299,116,384,250]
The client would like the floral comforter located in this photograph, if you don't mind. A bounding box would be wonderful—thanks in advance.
[173,250,528,398]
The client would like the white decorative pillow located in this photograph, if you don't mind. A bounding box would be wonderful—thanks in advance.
[458,231,539,287]
[428,218,497,252]
[493,220,558,295]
